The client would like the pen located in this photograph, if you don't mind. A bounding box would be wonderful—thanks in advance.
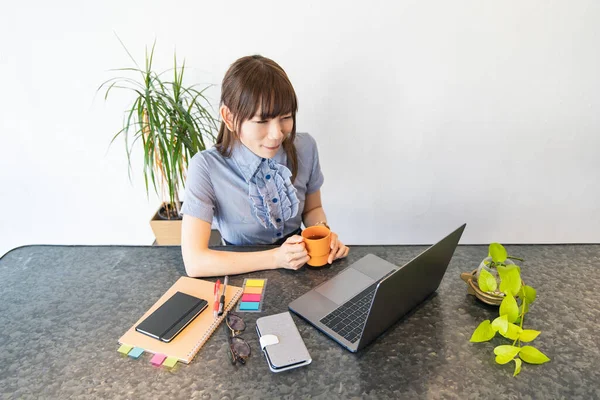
[213,279,221,319]
[218,276,229,317]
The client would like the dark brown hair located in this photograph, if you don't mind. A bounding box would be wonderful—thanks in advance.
[216,55,299,181]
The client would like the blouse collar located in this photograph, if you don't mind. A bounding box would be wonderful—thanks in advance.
[231,141,287,182]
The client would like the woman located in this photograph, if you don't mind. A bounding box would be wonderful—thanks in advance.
[181,55,349,277]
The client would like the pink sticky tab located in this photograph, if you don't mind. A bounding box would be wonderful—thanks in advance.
[241,293,261,302]
[151,354,167,366]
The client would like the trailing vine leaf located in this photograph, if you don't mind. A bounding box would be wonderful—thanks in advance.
[496,265,508,277]
[523,285,537,304]
[499,322,523,341]
[499,294,519,323]
[519,330,541,343]
[478,268,497,292]
[497,264,521,275]
[489,243,507,263]
[494,345,521,365]
[498,267,522,297]
[492,315,509,335]
[470,320,496,342]
[520,302,529,315]
[513,358,522,377]
[519,346,550,364]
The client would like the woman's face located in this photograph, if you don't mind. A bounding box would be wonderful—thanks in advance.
[238,110,294,159]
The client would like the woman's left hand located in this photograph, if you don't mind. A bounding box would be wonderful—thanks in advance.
[328,232,350,264]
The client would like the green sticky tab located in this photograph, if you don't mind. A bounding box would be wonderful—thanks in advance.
[117,344,133,355]
[163,357,178,368]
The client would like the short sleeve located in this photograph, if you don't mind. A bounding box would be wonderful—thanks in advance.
[180,152,216,223]
[304,133,325,194]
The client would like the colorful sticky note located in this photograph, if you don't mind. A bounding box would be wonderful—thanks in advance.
[239,302,260,310]
[241,293,261,302]
[128,347,144,359]
[151,353,167,366]
[245,279,264,287]
[244,286,263,294]
[163,357,178,368]
[118,344,133,355]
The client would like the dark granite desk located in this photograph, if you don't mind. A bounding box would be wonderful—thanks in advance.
[1,244,599,399]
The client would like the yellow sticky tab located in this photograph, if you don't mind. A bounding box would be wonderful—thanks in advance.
[118,344,133,355]
[163,357,178,368]
[245,279,264,287]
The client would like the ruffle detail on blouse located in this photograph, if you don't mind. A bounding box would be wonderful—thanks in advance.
[248,159,299,229]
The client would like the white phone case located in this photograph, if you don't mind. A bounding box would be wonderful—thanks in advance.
[256,312,312,373]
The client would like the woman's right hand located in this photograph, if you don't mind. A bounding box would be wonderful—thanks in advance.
[273,235,309,270]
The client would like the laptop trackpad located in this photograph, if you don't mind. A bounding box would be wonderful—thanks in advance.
[315,268,374,305]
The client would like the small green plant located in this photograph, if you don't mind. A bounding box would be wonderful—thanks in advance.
[470,243,550,376]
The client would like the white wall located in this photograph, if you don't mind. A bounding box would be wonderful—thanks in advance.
[1,0,599,257]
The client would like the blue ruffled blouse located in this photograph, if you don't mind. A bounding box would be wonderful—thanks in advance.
[181,132,324,245]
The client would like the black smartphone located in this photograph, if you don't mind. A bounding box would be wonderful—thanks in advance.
[135,291,208,342]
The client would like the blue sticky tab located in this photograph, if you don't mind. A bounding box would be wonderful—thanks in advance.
[239,302,260,310]
[128,347,144,359]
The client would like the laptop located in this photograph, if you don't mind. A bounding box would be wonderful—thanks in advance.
[289,224,466,352]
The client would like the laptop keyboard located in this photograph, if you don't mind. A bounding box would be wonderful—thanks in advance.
[319,280,379,344]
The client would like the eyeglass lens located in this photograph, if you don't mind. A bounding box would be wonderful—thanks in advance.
[227,313,246,332]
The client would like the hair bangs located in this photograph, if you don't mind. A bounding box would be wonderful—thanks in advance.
[257,72,297,120]
[232,63,297,124]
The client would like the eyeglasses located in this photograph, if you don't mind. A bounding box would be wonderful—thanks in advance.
[223,312,251,365]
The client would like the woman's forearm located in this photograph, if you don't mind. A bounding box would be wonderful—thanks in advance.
[302,206,327,228]
[183,247,278,277]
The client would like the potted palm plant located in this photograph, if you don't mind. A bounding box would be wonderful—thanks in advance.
[99,40,218,244]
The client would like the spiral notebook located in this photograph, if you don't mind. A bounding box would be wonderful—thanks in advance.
[118,276,243,364]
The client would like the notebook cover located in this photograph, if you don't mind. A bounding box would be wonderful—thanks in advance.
[135,292,208,341]
[119,277,242,364]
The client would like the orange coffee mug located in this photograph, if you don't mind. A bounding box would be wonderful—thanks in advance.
[301,225,331,267]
